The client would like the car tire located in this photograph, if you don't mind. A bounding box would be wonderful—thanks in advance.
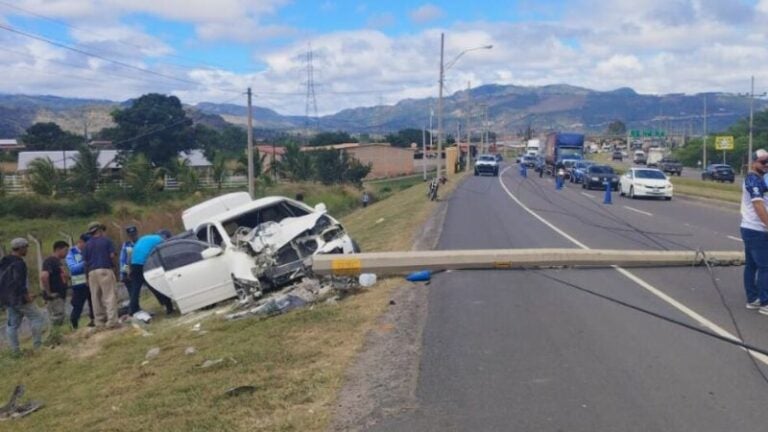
[629,186,636,199]
[474,170,478,176]
[730,179,735,183]
[613,186,619,192]
[582,182,586,189]
[664,196,672,201]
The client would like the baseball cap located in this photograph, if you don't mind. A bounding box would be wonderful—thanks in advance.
[87,221,105,233]
[10,238,28,250]
[126,225,138,235]
[79,233,91,242]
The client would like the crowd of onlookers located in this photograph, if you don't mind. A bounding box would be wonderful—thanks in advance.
[0,222,174,356]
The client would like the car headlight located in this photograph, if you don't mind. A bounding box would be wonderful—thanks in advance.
[591,176,599,181]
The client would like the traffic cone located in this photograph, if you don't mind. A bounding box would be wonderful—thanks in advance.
[603,181,612,204]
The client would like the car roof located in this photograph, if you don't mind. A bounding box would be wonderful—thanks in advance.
[630,167,664,173]
[184,194,314,229]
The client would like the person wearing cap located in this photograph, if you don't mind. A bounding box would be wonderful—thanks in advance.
[82,221,119,328]
[128,230,175,316]
[0,238,45,355]
[119,226,139,284]
[66,233,95,329]
[741,149,768,315]
[40,240,70,326]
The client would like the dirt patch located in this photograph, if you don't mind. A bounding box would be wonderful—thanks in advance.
[327,180,460,431]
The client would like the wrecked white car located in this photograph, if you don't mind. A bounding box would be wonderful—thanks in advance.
[143,192,359,314]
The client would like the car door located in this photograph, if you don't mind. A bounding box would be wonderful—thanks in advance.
[151,240,237,314]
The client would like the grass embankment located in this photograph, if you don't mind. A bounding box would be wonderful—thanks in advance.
[0,173,461,432]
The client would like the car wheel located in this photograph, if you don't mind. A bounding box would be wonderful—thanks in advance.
[629,186,636,199]
[613,186,619,192]
[474,170,478,176]
[582,182,586,189]
[664,196,672,201]
[730,179,735,183]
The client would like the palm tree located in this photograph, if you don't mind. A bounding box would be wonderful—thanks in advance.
[122,153,164,201]
[168,157,200,193]
[211,152,228,191]
[26,157,60,197]
[70,145,100,194]
[279,143,313,181]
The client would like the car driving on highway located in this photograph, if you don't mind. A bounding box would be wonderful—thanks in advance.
[475,154,500,176]
[619,167,673,200]
[582,165,619,190]
[520,155,536,168]
[570,160,595,183]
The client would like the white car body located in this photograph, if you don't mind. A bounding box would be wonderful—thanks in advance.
[144,193,357,314]
[475,154,500,176]
[619,168,673,200]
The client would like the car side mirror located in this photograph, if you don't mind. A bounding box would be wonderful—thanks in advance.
[201,247,224,260]
[314,203,327,213]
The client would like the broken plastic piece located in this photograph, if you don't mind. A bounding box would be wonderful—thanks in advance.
[406,270,431,282]
[359,273,377,287]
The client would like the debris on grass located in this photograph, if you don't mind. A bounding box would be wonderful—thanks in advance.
[224,385,256,397]
[0,385,43,421]
[184,347,197,356]
[199,358,224,369]
[145,347,160,360]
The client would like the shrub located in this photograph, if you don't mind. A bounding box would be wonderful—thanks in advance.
[0,196,111,218]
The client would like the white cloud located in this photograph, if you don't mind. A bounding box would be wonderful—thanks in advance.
[409,4,444,24]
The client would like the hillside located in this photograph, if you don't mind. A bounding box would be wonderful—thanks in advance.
[2,85,766,138]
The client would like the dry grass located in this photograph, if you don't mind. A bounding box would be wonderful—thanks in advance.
[0,173,465,432]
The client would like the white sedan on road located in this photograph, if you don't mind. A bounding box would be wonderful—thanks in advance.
[619,167,673,200]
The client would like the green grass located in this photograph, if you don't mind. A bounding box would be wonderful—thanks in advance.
[0,172,465,432]
[670,177,740,203]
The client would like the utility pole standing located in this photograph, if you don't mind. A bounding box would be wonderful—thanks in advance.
[702,94,707,170]
[437,32,445,180]
[422,126,427,180]
[247,87,254,198]
[749,75,755,166]
[465,81,472,169]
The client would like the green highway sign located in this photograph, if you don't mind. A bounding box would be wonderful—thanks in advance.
[630,129,666,138]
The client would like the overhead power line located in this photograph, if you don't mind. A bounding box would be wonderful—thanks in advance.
[0,22,205,87]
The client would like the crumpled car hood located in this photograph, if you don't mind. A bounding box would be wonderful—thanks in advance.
[247,212,327,254]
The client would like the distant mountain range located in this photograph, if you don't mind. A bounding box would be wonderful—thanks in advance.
[1,84,765,139]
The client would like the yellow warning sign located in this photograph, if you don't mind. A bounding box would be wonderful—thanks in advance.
[330,258,362,275]
[715,136,734,151]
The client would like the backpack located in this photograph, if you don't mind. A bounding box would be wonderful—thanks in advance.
[0,257,24,307]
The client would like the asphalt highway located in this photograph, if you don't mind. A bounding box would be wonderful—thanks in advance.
[371,163,768,432]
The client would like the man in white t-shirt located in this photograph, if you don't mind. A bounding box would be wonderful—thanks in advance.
[740,149,768,314]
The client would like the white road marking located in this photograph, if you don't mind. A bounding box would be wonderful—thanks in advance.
[727,235,743,242]
[498,167,768,366]
[623,206,653,217]
[581,192,596,199]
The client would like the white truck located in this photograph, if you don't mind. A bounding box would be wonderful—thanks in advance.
[646,148,665,167]
[526,139,541,157]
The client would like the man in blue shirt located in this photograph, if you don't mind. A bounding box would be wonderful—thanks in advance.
[83,221,118,328]
[66,233,95,329]
[128,230,175,316]
[740,149,768,314]
[119,226,138,284]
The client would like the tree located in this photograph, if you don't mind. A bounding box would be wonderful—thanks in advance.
[278,143,314,181]
[607,120,627,136]
[344,157,372,187]
[111,93,194,167]
[122,153,165,201]
[312,149,371,185]
[21,122,83,151]
[385,128,424,148]
[26,157,61,197]
[236,147,266,178]
[70,145,100,194]
[309,130,357,147]
[211,152,228,191]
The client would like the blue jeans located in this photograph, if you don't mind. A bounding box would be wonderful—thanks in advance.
[5,302,46,353]
[741,227,768,305]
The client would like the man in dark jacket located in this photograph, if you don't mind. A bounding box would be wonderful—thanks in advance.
[0,238,45,355]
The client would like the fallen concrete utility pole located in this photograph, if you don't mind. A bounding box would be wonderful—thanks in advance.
[312,249,744,276]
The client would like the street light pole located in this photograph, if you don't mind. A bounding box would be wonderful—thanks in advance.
[437,32,445,180]
[702,94,707,169]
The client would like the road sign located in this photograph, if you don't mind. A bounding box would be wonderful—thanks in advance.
[715,136,734,151]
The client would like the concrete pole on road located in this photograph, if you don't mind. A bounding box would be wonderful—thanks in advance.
[422,126,427,180]
[437,32,445,180]
[466,81,472,169]
[247,87,254,198]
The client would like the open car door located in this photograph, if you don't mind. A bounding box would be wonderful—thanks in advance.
[144,239,236,314]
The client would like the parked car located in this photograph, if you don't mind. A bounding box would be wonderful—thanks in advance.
[475,154,499,176]
[619,168,673,200]
[582,165,619,190]
[658,158,683,176]
[612,150,623,161]
[143,193,358,314]
[570,160,595,183]
[701,164,735,183]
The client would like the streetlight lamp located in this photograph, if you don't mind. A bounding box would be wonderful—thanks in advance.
[436,33,493,179]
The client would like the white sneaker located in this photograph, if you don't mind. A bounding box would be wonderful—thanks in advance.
[747,300,762,310]
[132,310,152,323]
[759,306,768,316]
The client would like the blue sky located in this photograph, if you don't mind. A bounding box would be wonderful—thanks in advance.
[0,0,766,114]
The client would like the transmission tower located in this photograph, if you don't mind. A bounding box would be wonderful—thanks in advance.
[304,43,319,137]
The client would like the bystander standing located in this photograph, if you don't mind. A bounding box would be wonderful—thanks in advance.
[66,234,95,329]
[40,241,69,326]
[740,149,768,315]
[83,221,119,329]
[128,230,175,316]
[119,226,138,285]
[0,238,45,355]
